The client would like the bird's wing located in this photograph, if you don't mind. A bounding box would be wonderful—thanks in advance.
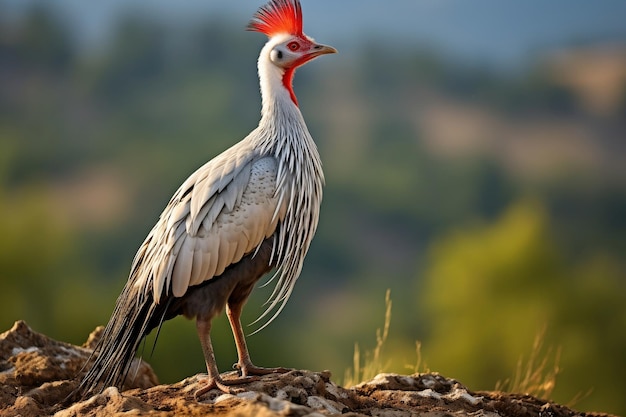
[131,144,285,301]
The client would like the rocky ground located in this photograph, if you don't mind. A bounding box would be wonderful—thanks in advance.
[0,321,616,417]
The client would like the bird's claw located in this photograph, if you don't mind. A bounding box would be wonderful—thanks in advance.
[194,374,260,400]
[194,378,232,400]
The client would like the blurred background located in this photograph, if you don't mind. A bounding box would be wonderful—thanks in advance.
[1,0,625,414]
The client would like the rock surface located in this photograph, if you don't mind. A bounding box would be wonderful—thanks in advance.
[0,321,616,417]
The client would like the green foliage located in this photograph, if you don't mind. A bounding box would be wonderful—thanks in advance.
[420,200,626,413]
[422,201,553,381]
[0,180,112,342]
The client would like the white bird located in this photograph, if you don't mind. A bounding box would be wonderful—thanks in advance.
[75,0,335,399]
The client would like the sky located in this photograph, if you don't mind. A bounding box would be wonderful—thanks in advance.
[2,0,626,67]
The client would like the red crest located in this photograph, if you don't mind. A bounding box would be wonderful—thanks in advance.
[248,0,303,37]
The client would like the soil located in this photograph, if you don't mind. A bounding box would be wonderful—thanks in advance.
[0,321,616,417]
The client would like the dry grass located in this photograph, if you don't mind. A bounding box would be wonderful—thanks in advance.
[345,291,562,402]
[344,290,428,387]
[407,340,428,375]
[495,327,561,400]
[343,289,392,387]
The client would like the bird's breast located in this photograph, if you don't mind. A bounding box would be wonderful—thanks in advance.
[203,155,284,271]
[242,156,280,207]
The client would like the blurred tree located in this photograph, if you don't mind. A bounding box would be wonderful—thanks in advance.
[0,177,111,342]
[89,16,168,100]
[8,5,75,72]
[419,199,626,415]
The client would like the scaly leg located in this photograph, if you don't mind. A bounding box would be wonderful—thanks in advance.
[226,301,290,377]
[194,317,256,398]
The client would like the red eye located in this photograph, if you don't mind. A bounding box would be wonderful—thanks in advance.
[287,41,300,51]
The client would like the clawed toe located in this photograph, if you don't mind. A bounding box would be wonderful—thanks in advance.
[194,374,260,399]
[194,377,230,399]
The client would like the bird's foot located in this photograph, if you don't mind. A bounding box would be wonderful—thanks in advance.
[194,374,260,399]
[233,362,291,377]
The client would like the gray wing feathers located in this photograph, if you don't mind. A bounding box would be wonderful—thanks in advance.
[132,146,282,301]
[189,150,252,225]
[172,237,194,296]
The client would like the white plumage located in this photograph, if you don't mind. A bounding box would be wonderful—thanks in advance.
[74,0,335,400]
[134,149,285,301]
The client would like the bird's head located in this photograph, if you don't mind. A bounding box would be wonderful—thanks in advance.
[248,0,337,106]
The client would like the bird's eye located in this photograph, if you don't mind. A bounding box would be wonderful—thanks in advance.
[287,41,300,51]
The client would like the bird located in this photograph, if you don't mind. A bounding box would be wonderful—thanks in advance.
[74,0,336,400]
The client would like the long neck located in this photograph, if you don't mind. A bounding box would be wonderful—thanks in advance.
[255,43,312,152]
[252,41,323,197]
[258,51,301,124]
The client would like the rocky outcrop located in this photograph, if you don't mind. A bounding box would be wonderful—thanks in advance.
[0,321,616,417]
[0,321,156,416]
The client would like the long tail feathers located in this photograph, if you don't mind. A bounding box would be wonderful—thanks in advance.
[73,284,158,400]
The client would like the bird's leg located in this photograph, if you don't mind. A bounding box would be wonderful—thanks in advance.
[194,318,232,397]
[226,301,290,377]
[194,317,257,398]
[194,318,256,399]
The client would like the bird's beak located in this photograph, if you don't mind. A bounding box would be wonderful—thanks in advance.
[309,43,338,58]
[296,42,337,67]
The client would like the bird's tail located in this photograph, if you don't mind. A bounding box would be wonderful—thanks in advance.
[72,283,161,400]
